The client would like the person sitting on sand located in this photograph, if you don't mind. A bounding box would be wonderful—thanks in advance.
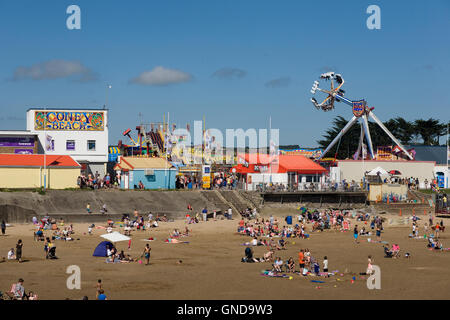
[272,257,283,273]
[427,236,436,248]
[278,238,286,250]
[263,250,274,262]
[12,278,27,300]
[268,238,279,251]
[434,240,443,251]
[170,229,180,238]
[242,247,259,263]
[7,248,16,260]
[359,227,369,236]
[286,257,295,273]
[243,237,257,246]
[124,224,132,236]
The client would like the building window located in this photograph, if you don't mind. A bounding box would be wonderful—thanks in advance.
[87,140,96,151]
[66,140,75,151]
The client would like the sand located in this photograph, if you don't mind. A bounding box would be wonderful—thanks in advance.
[1,214,449,300]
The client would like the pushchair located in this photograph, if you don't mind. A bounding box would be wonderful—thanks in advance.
[47,246,58,259]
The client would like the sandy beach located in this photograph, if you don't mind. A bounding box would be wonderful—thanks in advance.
[1,213,449,300]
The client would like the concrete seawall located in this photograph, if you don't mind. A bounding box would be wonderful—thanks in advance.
[0,189,261,223]
[1,189,426,224]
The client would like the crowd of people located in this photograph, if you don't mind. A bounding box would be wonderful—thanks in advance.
[77,172,118,189]
[2,190,449,300]
[176,173,240,190]
[237,204,448,280]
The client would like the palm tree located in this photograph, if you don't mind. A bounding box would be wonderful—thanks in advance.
[317,116,360,159]
[413,118,445,145]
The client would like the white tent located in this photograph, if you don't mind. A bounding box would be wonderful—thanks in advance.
[366,166,389,176]
[100,232,130,243]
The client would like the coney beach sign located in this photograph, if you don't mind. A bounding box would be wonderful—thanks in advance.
[34,111,104,131]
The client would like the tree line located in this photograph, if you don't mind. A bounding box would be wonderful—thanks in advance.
[317,117,449,159]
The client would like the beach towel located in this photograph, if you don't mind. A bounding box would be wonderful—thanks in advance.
[165,238,189,244]
[260,270,289,278]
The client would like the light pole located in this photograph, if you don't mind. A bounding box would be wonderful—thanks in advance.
[43,107,47,190]
[104,84,112,109]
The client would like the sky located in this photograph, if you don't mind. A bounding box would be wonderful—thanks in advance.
[0,0,449,147]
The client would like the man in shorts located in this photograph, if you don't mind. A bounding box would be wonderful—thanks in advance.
[298,249,305,274]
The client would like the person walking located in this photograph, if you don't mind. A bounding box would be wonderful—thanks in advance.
[95,279,103,299]
[353,225,359,244]
[16,239,23,263]
[202,207,208,222]
[376,226,382,242]
[1,220,6,235]
[142,244,151,265]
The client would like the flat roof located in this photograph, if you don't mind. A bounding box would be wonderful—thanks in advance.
[337,159,436,164]
[0,130,36,136]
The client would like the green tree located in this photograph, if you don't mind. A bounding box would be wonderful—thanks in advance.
[317,116,360,159]
[413,118,446,145]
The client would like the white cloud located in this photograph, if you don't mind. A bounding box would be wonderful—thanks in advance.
[12,59,97,82]
[129,66,192,86]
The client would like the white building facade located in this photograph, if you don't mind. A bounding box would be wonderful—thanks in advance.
[26,108,109,176]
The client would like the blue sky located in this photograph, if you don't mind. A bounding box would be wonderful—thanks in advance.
[0,0,449,146]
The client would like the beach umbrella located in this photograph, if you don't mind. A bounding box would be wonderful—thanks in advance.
[100,231,130,243]
[388,170,401,175]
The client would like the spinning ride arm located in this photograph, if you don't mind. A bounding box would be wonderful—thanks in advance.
[310,73,346,111]
[367,112,414,160]
[361,114,375,159]
[319,115,359,160]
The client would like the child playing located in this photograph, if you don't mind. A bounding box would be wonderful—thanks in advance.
[323,256,328,273]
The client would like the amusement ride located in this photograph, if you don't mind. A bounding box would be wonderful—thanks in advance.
[310,72,414,161]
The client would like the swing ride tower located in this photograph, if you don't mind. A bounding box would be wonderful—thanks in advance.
[310,72,414,161]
